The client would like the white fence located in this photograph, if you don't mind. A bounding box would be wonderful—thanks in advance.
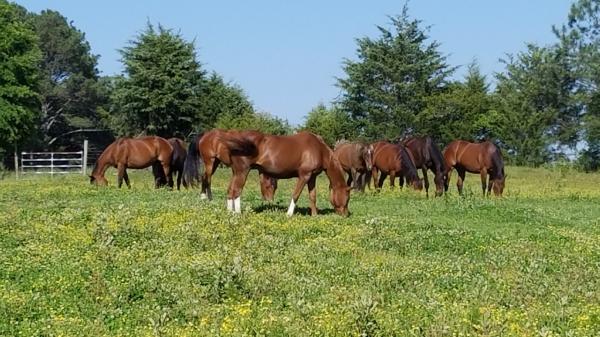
[16,140,88,177]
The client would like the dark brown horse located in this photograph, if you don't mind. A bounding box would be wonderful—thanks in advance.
[443,140,506,196]
[90,136,172,188]
[220,131,351,216]
[153,138,187,190]
[333,141,373,192]
[398,136,447,197]
[371,141,423,191]
[182,129,277,201]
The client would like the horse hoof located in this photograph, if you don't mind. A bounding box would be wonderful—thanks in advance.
[200,193,208,200]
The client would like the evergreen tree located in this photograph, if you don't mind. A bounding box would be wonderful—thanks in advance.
[337,6,454,140]
[0,0,41,157]
[301,103,356,146]
[109,23,203,137]
[419,62,493,145]
[492,44,579,165]
[556,0,600,170]
[199,73,254,130]
[215,111,292,135]
[31,10,107,148]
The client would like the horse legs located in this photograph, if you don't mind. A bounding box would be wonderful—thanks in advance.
[398,174,405,189]
[201,158,217,200]
[456,168,466,195]
[307,175,318,216]
[117,164,126,188]
[371,167,380,190]
[422,167,430,198]
[487,177,494,196]
[159,161,172,190]
[357,171,367,192]
[351,168,360,190]
[389,171,396,189]
[377,172,387,189]
[123,170,131,189]
[287,173,310,217]
[227,168,250,213]
[480,169,488,197]
[176,169,182,191]
[346,170,353,187]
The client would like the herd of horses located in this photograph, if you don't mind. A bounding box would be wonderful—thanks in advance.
[89,129,506,216]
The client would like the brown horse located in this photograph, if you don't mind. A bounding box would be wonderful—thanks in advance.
[90,136,172,188]
[398,136,447,197]
[443,140,506,196]
[182,129,277,201]
[371,141,423,191]
[333,141,373,192]
[220,131,350,216]
[153,138,187,190]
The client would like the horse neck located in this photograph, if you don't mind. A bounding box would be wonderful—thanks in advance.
[92,146,114,177]
[398,145,419,181]
[323,147,346,189]
[427,141,445,174]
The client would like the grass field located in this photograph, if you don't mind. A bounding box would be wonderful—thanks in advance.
[1,166,599,336]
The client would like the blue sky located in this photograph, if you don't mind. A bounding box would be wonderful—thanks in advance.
[15,0,573,125]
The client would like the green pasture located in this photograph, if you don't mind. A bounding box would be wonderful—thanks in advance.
[0,166,599,336]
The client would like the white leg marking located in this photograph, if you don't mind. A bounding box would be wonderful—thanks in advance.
[286,199,296,217]
[234,197,241,214]
[200,193,207,200]
[226,199,233,211]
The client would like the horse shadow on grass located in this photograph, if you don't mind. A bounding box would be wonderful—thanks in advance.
[252,203,336,216]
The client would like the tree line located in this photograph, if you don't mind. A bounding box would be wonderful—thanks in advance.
[1,1,599,170]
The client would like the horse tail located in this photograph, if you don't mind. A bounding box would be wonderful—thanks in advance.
[427,137,446,174]
[182,133,204,188]
[219,135,259,157]
[398,145,420,184]
[490,144,505,179]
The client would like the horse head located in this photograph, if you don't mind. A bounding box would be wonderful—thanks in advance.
[328,156,351,216]
[493,174,506,196]
[330,185,350,216]
[89,174,108,186]
[412,177,424,191]
[363,144,374,171]
[433,172,446,196]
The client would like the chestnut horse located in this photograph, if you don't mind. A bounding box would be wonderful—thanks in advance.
[182,129,277,201]
[221,131,350,216]
[371,141,423,191]
[443,140,506,196]
[398,136,447,197]
[90,136,172,188]
[153,138,187,190]
[333,141,373,192]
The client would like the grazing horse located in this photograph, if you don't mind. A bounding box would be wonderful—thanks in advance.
[371,141,423,191]
[398,136,447,197]
[443,140,506,196]
[153,138,187,190]
[182,129,277,201]
[220,131,350,216]
[333,141,373,192]
[90,136,173,188]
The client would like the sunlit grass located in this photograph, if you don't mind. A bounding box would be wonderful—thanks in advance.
[1,166,599,336]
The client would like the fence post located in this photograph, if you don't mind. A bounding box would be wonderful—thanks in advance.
[14,147,18,180]
[50,152,54,176]
[83,139,88,175]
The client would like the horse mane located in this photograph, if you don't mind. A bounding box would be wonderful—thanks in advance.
[426,137,446,174]
[397,144,420,183]
[91,140,118,176]
[335,138,357,150]
[490,144,505,179]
